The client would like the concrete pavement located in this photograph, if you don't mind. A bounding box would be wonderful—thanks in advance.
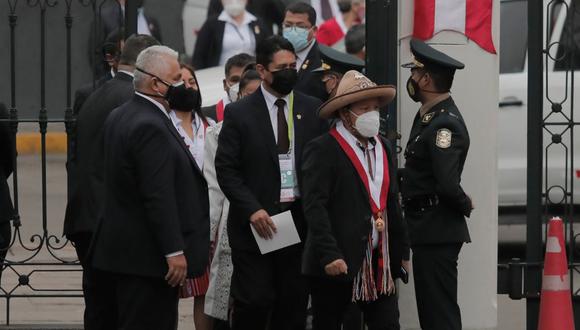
[1,154,527,329]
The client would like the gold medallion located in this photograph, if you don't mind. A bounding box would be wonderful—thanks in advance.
[375,215,385,232]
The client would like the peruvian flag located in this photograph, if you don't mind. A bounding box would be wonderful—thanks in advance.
[413,0,496,54]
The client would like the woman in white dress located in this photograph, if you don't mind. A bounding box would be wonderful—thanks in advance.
[172,63,215,330]
[203,68,261,329]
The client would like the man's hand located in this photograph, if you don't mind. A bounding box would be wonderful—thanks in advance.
[250,209,277,240]
[324,259,348,276]
[165,254,187,287]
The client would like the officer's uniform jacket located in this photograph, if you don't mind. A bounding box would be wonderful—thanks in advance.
[401,95,472,245]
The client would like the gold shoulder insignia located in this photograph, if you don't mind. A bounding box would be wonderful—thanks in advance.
[422,112,434,124]
[254,25,261,35]
[302,59,310,70]
[436,129,452,149]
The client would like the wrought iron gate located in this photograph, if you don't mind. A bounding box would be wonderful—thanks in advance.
[0,0,137,325]
[498,0,580,328]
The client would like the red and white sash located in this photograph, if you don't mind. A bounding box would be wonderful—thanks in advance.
[330,124,392,301]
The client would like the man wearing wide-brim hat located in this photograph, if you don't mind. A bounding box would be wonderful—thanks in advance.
[301,70,410,330]
[401,38,473,330]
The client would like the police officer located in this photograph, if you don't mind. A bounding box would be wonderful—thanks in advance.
[313,44,365,100]
[400,39,473,330]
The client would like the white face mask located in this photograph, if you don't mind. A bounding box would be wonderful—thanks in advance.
[228,82,240,102]
[224,0,245,17]
[350,109,380,138]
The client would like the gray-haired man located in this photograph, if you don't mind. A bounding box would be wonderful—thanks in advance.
[90,45,210,329]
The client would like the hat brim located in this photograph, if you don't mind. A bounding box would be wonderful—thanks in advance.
[318,85,397,119]
[401,61,418,69]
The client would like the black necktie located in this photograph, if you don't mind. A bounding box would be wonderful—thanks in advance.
[276,99,289,154]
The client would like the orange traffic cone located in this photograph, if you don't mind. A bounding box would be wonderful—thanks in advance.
[538,217,575,330]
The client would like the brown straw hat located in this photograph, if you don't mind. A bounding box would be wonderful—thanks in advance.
[318,70,396,119]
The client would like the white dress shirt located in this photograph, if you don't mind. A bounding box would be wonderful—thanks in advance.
[336,120,382,248]
[137,8,152,36]
[260,84,300,197]
[218,10,258,65]
[169,111,209,170]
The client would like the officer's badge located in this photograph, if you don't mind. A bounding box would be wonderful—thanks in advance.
[422,113,434,124]
[435,129,452,149]
[302,59,310,71]
[254,25,261,35]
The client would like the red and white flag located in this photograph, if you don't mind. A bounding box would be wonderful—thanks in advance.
[413,0,496,54]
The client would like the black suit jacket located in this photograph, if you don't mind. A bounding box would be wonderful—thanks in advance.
[64,72,135,238]
[72,71,114,116]
[91,95,210,278]
[294,42,329,102]
[401,97,471,245]
[215,88,327,252]
[207,0,285,36]
[192,17,271,69]
[0,103,15,224]
[301,133,409,280]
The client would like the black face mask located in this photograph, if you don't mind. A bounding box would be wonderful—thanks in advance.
[136,67,202,111]
[269,68,298,95]
[166,84,202,112]
[406,75,423,103]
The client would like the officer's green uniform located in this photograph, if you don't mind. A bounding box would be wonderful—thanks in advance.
[401,39,471,330]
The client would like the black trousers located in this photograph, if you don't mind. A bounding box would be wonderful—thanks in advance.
[70,232,99,330]
[89,269,179,330]
[412,243,463,330]
[230,244,308,330]
[309,276,400,330]
[0,221,11,284]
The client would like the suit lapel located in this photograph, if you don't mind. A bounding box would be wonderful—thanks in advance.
[164,119,205,178]
[299,43,322,78]
[251,89,279,168]
[292,93,305,168]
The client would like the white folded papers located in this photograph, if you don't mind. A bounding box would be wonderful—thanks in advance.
[251,210,301,254]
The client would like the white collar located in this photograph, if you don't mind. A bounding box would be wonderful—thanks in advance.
[110,68,116,78]
[296,40,316,63]
[117,69,135,77]
[135,92,171,119]
[170,111,203,130]
[260,84,291,111]
[218,10,257,26]
[336,120,377,150]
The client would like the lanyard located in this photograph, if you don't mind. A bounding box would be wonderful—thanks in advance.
[286,92,295,152]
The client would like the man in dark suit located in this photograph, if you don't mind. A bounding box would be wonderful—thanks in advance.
[74,28,125,116]
[401,39,473,330]
[301,70,409,330]
[64,34,159,329]
[201,53,255,122]
[0,103,14,283]
[89,45,210,329]
[66,34,159,263]
[282,2,328,102]
[89,0,162,77]
[215,35,327,330]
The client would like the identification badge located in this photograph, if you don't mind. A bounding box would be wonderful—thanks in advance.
[279,154,296,203]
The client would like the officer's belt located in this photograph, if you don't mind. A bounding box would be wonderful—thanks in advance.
[402,194,439,213]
